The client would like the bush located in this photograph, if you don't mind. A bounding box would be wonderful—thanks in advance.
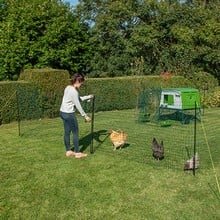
[186,71,218,91]
[19,68,70,118]
[0,81,40,124]
[0,73,203,124]
[186,71,219,108]
[81,75,192,112]
[205,87,220,107]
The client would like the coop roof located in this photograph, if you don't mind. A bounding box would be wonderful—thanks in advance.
[162,88,199,93]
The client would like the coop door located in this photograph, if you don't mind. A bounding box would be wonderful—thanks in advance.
[164,94,174,105]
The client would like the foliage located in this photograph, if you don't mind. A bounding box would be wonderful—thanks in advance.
[0,109,219,219]
[185,71,218,91]
[76,0,220,81]
[19,68,70,117]
[0,74,192,124]
[1,71,219,125]
[193,16,220,81]
[0,68,70,124]
[0,0,219,82]
[0,81,40,124]
[205,86,220,108]
[81,75,192,112]
[0,0,91,80]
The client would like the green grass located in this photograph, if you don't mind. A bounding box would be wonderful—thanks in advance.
[0,108,220,219]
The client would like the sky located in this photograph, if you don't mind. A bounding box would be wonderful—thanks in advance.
[64,0,79,7]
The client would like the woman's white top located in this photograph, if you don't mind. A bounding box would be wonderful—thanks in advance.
[60,85,91,117]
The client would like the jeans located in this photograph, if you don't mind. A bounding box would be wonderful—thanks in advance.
[60,111,79,152]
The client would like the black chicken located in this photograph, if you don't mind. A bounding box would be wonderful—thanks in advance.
[152,137,164,160]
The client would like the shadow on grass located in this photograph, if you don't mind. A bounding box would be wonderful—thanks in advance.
[159,111,199,124]
[112,143,130,150]
[79,129,109,152]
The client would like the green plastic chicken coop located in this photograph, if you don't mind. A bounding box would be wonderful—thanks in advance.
[138,88,201,124]
[159,88,201,124]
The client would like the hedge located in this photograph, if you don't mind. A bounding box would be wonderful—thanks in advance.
[1,68,219,125]
[19,68,70,118]
[80,75,193,112]
[0,81,40,124]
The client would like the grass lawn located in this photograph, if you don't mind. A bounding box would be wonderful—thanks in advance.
[0,108,220,219]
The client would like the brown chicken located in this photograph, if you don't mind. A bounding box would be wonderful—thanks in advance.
[109,130,128,150]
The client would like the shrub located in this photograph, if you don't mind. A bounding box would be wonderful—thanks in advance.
[19,68,70,117]
[205,87,220,107]
[81,75,192,112]
[186,71,218,91]
[0,81,40,124]
[186,71,219,108]
[0,73,202,124]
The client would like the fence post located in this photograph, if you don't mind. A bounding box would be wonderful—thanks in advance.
[16,90,21,136]
[193,101,197,176]
[90,96,95,154]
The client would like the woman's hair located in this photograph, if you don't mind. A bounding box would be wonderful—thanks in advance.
[70,73,85,85]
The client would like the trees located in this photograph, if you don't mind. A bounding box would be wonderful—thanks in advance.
[0,0,219,81]
[76,0,219,81]
[0,0,91,80]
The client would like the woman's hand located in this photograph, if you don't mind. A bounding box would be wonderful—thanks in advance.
[85,115,91,122]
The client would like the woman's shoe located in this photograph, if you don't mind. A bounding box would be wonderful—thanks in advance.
[66,150,75,157]
[75,152,88,158]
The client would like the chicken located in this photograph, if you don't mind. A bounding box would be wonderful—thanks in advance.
[109,130,127,150]
[152,137,164,160]
[184,152,199,171]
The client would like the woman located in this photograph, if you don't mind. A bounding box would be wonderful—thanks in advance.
[60,73,93,158]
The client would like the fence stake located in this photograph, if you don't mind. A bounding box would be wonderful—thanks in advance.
[193,101,197,176]
[90,96,95,154]
[16,91,21,136]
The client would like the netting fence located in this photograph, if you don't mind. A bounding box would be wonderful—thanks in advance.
[1,87,219,183]
[93,110,200,171]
